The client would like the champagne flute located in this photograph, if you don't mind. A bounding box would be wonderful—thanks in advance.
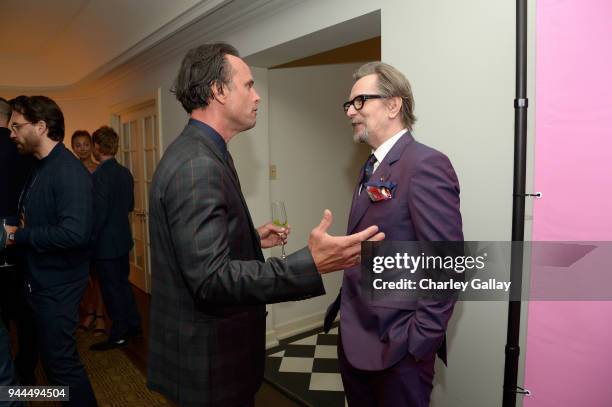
[271,201,287,259]
[1,218,14,268]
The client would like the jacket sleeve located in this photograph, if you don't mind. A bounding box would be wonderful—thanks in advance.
[164,153,325,306]
[16,165,93,252]
[405,151,463,360]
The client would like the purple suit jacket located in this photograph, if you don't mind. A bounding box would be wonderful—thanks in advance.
[338,131,463,371]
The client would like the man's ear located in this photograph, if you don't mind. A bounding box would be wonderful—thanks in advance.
[33,120,48,137]
[387,97,402,120]
[211,80,227,104]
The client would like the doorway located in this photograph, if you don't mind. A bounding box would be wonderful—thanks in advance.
[112,99,161,293]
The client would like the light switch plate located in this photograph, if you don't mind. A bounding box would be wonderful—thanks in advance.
[270,165,277,180]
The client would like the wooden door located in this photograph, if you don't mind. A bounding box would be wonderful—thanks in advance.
[117,103,159,293]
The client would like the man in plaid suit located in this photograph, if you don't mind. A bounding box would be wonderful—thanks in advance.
[147,43,384,407]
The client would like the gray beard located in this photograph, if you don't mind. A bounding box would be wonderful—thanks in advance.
[353,128,369,144]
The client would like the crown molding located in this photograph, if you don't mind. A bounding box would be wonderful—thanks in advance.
[0,0,303,100]
[78,0,233,85]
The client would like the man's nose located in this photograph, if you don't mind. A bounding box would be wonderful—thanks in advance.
[346,105,357,118]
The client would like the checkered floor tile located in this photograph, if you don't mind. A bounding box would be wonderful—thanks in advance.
[265,326,347,407]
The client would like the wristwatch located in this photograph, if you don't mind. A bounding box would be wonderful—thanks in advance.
[8,232,15,243]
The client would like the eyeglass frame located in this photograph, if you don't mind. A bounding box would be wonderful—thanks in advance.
[343,94,388,113]
[10,122,33,132]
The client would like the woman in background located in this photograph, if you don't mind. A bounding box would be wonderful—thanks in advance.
[71,130,106,336]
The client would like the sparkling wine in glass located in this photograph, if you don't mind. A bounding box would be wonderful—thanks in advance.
[1,218,15,268]
[271,201,287,259]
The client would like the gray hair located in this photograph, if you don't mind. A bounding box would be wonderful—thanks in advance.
[353,62,417,130]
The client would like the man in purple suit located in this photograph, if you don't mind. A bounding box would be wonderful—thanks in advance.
[324,62,463,406]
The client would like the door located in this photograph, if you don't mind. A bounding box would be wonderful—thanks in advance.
[116,102,160,293]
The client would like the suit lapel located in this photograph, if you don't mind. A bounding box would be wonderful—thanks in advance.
[225,151,242,190]
[187,126,243,202]
[226,151,264,260]
[346,162,365,234]
[347,184,370,234]
[189,128,263,259]
[347,131,415,234]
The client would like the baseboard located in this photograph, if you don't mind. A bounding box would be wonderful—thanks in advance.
[266,329,280,349]
[266,311,340,349]
[274,310,327,341]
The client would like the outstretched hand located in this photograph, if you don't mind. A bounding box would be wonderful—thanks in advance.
[308,209,385,273]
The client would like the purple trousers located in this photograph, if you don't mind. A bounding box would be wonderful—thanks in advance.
[338,334,436,407]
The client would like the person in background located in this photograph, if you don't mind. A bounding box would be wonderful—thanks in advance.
[3,95,98,406]
[71,130,98,173]
[71,130,107,337]
[0,96,37,386]
[89,125,142,351]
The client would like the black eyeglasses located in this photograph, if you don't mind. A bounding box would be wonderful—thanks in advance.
[343,94,387,113]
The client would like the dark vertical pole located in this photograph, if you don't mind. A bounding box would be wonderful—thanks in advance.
[503,0,528,406]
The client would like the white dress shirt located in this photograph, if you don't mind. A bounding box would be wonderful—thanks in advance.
[359,129,408,194]
[371,128,408,173]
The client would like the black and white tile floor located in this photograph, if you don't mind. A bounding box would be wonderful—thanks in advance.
[265,326,348,407]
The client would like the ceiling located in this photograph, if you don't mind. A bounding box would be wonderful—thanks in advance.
[1,0,381,92]
[0,0,225,88]
[245,11,380,68]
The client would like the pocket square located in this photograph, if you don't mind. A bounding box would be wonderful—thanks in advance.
[364,181,396,202]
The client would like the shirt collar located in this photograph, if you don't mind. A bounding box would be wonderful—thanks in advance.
[188,118,228,159]
[94,157,115,172]
[372,128,408,164]
[38,142,63,167]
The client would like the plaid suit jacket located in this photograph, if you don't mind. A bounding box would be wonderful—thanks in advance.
[147,121,325,406]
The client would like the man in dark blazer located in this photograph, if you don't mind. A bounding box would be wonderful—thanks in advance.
[147,42,384,407]
[324,62,464,407]
[89,125,142,351]
[3,95,97,406]
[0,97,37,386]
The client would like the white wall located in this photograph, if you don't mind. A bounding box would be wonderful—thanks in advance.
[266,63,368,341]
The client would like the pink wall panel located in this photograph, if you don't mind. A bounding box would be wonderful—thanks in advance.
[525,0,612,406]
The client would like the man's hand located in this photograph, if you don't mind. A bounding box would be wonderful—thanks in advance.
[3,225,17,246]
[308,210,385,274]
[257,222,291,249]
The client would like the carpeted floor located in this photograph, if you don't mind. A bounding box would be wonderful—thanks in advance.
[30,330,171,407]
[12,283,300,407]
